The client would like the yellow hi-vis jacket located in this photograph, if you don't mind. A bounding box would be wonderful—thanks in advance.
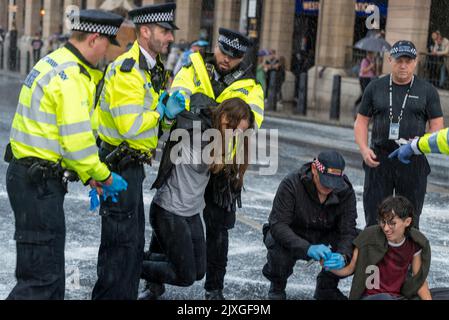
[415,127,449,155]
[98,41,168,155]
[10,43,110,184]
[170,52,265,129]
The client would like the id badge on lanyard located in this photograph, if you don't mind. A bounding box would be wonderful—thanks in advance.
[389,123,400,140]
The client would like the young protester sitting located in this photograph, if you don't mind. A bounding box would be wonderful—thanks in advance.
[327,196,432,300]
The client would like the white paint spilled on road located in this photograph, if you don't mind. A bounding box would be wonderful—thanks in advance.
[0,190,7,199]
[65,246,99,261]
[228,244,265,256]
[64,192,157,209]
[243,187,276,201]
[225,275,317,292]
[421,205,449,219]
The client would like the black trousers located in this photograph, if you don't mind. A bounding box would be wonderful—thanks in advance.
[6,161,66,300]
[141,202,206,287]
[262,230,343,299]
[92,147,146,300]
[203,182,236,291]
[363,149,430,228]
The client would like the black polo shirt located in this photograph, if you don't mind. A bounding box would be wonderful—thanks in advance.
[359,75,443,152]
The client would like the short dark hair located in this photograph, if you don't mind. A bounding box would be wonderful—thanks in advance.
[70,31,90,42]
[135,23,156,37]
[378,196,415,231]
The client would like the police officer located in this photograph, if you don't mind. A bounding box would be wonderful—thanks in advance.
[143,28,265,300]
[5,10,126,300]
[262,151,358,300]
[354,40,444,229]
[92,3,184,300]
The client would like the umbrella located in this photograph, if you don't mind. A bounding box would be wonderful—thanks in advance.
[100,0,135,11]
[354,36,391,53]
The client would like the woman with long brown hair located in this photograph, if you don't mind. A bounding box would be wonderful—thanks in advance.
[139,98,255,299]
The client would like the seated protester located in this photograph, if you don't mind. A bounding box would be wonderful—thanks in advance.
[262,151,358,300]
[139,98,255,300]
[328,196,432,300]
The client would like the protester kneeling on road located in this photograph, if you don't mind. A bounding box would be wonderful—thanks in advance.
[139,98,255,300]
[328,196,432,300]
[262,150,358,300]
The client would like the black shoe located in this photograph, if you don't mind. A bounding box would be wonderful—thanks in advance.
[205,290,225,300]
[313,288,347,300]
[138,282,166,300]
[268,282,286,300]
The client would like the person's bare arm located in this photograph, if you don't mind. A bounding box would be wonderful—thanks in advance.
[428,117,444,133]
[412,253,432,300]
[354,114,380,167]
[329,248,359,277]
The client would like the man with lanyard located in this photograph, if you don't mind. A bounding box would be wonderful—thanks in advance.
[139,28,264,300]
[5,10,127,300]
[92,3,185,300]
[354,40,444,228]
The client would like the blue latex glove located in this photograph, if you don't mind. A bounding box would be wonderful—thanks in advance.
[165,90,186,119]
[101,172,127,203]
[102,172,128,194]
[156,91,167,119]
[102,191,119,203]
[307,244,332,261]
[388,144,414,164]
[89,188,100,211]
[323,253,346,270]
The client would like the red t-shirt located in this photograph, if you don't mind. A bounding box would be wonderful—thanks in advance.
[364,237,422,297]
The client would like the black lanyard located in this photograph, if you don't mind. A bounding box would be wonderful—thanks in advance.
[389,74,415,124]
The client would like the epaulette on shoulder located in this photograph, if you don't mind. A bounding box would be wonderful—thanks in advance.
[120,58,136,72]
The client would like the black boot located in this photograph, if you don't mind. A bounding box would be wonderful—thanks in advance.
[138,281,166,300]
[205,289,225,300]
[313,270,347,300]
[268,281,286,300]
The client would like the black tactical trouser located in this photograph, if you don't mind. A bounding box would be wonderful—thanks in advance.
[6,160,66,300]
[141,202,206,286]
[203,182,236,292]
[363,149,430,228]
[262,230,345,300]
[92,147,146,300]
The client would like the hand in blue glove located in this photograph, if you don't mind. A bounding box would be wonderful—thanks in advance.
[156,91,167,119]
[388,143,415,164]
[89,188,100,211]
[102,191,119,203]
[100,172,127,203]
[323,253,346,270]
[102,172,128,194]
[307,244,332,261]
[165,90,186,119]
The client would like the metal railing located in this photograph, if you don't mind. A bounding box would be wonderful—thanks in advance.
[418,53,449,90]
[344,46,384,78]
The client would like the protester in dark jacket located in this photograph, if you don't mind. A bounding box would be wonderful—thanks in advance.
[262,150,358,300]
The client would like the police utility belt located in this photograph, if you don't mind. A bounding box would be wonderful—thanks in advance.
[4,143,79,186]
[101,140,153,169]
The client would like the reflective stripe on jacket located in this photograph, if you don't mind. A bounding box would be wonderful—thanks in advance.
[10,43,109,183]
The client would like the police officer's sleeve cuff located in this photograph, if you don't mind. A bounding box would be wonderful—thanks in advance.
[411,138,422,155]
[84,178,92,186]
[99,173,112,183]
